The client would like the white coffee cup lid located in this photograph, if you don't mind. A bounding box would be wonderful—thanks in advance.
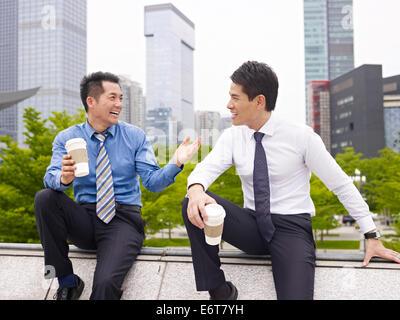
[205,204,226,220]
[65,138,86,149]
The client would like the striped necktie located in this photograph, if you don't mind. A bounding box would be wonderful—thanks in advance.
[94,132,116,223]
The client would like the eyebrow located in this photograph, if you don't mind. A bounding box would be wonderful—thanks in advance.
[230,92,240,98]
[108,92,123,98]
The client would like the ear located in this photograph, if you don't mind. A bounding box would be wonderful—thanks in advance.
[86,96,95,111]
[256,94,267,110]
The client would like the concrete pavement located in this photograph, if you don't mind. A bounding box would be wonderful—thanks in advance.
[1,244,400,300]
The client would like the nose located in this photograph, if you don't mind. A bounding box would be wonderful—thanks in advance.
[115,98,123,108]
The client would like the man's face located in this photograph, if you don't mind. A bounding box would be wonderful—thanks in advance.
[227,82,260,128]
[88,81,123,130]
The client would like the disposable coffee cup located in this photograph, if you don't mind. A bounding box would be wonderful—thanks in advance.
[204,204,226,245]
[65,138,89,177]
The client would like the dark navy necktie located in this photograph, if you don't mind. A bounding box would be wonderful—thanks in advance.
[253,132,275,242]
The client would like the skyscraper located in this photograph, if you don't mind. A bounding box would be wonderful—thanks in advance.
[304,0,354,122]
[383,75,400,152]
[0,0,87,144]
[144,3,195,146]
[0,0,19,140]
[118,75,146,131]
[194,110,221,147]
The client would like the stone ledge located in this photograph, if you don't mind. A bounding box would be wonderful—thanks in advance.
[0,243,399,300]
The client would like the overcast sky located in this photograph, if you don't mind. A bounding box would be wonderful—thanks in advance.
[87,0,400,123]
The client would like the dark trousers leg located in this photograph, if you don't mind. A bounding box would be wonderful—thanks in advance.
[182,191,268,291]
[269,214,316,300]
[90,205,145,300]
[182,192,316,300]
[35,189,145,300]
[34,189,96,278]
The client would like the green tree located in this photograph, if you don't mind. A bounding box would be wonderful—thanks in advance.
[362,148,400,222]
[334,147,364,176]
[310,174,343,242]
[309,147,366,241]
[0,108,85,243]
[208,166,243,207]
[140,162,194,238]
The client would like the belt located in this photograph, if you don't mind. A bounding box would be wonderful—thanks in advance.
[115,203,141,211]
[80,202,141,211]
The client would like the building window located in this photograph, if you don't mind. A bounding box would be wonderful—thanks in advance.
[337,95,354,106]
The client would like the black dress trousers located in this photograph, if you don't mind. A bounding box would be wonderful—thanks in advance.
[182,191,316,300]
[34,189,145,300]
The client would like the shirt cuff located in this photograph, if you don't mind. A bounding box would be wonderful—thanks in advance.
[187,175,208,192]
[56,171,71,192]
[165,160,184,177]
[187,182,206,192]
[356,215,377,235]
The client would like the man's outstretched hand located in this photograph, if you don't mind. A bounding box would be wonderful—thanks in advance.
[363,238,400,267]
[173,136,202,167]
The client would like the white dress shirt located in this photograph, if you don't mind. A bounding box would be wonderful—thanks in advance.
[188,112,376,234]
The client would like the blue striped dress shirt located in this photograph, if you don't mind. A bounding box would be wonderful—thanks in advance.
[44,120,183,206]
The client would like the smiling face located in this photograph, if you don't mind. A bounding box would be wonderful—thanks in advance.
[87,81,123,133]
[227,82,270,131]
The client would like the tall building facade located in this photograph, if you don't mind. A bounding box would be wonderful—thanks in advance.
[383,75,400,152]
[0,0,87,143]
[119,76,146,131]
[0,0,19,140]
[330,65,385,158]
[307,81,331,152]
[304,0,354,122]
[144,3,195,146]
[194,110,221,147]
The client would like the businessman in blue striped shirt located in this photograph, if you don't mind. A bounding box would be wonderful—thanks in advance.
[34,72,201,300]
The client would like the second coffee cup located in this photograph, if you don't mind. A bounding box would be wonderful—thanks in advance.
[204,203,226,246]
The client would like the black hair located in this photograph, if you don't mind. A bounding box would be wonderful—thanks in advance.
[230,61,279,111]
[80,71,120,112]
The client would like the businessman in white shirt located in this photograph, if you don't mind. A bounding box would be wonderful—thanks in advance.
[182,61,400,300]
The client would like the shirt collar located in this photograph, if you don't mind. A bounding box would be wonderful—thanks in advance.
[84,120,117,138]
[245,112,277,142]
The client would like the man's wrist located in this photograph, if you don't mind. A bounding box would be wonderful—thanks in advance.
[175,160,183,168]
[364,229,381,240]
[173,154,183,168]
[60,176,72,187]
[187,184,205,197]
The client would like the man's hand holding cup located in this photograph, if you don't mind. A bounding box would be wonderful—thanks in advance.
[62,138,90,186]
[61,154,76,186]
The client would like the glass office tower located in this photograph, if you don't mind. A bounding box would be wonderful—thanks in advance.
[0,0,87,144]
[144,3,195,146]
[327,0,355,80]
[0,0,19,140]
[383,75,400,152]
[304,0,354,123]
